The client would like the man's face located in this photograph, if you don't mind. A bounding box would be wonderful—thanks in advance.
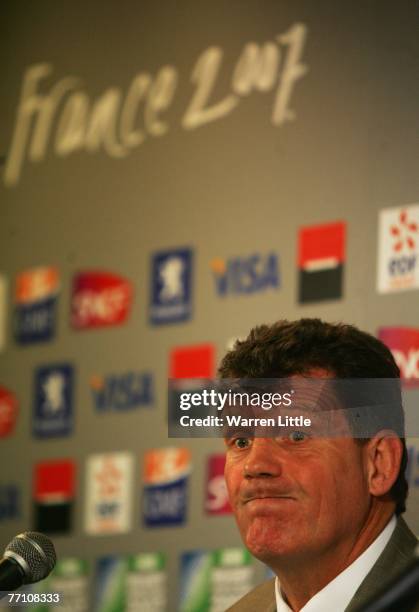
[224,373,372,565]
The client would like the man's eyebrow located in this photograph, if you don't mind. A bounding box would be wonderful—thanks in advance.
[285,401,325,413]
[223,427,255,439]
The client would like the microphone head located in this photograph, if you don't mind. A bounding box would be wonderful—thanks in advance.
[4,532,56,584]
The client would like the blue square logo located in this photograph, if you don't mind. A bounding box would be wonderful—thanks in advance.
[143,478,188,527]
[14,267,60,344]
[150,248,193,324]
[33,364,74,438]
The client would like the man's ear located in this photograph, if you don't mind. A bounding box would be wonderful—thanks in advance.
[365,432,403,497]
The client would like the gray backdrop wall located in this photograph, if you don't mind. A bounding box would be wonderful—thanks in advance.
[1,1,419,611]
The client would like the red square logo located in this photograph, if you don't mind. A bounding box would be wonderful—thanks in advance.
[169,344,215,378]
[378,327,419,387]
[0,386,18,438]
[71,272,133,329]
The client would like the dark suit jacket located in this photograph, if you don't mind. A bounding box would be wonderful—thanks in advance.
[226,517,418,612]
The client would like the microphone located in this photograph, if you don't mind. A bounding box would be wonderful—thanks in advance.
[0,532,56,598]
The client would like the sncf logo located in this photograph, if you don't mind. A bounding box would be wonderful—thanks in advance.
[71,271,133,329]
[378,327,419,387]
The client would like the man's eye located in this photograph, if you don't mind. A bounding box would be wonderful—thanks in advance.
[288,430,309,442]
[233,437,251,449]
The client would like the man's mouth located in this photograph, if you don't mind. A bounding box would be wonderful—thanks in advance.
[243,495,294,504]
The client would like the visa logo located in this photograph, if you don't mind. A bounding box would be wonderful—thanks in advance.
[211,253,280,296]
[0,485,20,520]
[91,372,154,411]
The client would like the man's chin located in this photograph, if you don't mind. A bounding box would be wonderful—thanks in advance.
[246,538,294,562]
[243,519,303,561]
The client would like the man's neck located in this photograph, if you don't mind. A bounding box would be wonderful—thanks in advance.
[271,508,395,611]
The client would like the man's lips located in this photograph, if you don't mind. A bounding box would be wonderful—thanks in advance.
[242,494,295,504]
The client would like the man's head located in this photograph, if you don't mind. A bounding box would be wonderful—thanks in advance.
[219,318,408,567]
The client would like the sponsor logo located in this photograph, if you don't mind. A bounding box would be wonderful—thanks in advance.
[49,558,89,611]
[0,386,18,438]
[205,455,232,515]
[85,452,133,534]
[71,271,133,329]
[168,346,215,430]
[378,327,419,387]
[0,485,20,520]
[298,221,346,303]
[142,448,191,526]
[180,549,254,611]
[377,205,419,293]
[0,275,7,352]
[169,344,215,379]
[406,445,419,489]
[14,267,59,343]
[33,459,75,534]
[90,371,154,411]
[33,364,74,437]
[211,253,280,296]
[95,554,166,611]
[127,553,167,609]
[150,248,193,324]
[95,557,128,610]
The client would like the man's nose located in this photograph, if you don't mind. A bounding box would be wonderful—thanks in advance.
[244,438,283,479]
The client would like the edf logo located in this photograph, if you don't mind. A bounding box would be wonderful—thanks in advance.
[377,205,419,293]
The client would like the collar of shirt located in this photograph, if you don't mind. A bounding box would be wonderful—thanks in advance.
[274,515,397,612]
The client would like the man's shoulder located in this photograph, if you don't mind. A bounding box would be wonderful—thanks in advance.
[226,578,276,612]
[346,516,419,611]
[226,518,419,612]
[362,515,417,577]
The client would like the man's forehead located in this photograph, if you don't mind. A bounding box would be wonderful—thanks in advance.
[292,368,335,379]
[223,374,357,438]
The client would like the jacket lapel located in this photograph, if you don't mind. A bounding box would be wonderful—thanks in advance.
[345,517,418,612]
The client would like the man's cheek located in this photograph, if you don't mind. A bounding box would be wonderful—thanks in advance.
[224,466,238,495]
[229,486,241,511]
[235,506,251,538]
[227,480,243,514]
